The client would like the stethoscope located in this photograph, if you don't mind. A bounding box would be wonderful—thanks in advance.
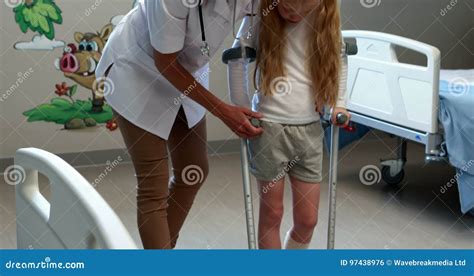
[198,0,256,57]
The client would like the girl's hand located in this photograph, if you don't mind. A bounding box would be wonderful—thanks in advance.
[214,104,264,139]
[315,102,324,115]
[331,107,351,127]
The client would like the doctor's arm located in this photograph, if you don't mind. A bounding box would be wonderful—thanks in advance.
[153,51,262,139]
[147,0,262,138]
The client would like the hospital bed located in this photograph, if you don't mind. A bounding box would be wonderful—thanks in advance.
[342,30,445,184]
[341,30,474,216]
[14,148,137,249]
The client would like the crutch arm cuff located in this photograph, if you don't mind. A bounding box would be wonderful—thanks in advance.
[222,46,257,64]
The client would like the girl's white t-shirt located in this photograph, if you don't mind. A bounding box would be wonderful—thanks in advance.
[228,15,348,125]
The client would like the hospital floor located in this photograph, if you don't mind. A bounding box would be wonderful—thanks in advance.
[1,133,473,249]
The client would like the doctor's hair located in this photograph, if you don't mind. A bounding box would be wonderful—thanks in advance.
[254,0,342,107]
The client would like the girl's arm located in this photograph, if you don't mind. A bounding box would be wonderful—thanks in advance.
[227,16,259,109]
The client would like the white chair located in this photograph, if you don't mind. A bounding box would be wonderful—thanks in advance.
[14,147,137,249]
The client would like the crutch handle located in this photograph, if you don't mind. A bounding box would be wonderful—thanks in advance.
[335,113,358,132]
[250,118,261,128]
[335,113,348,125]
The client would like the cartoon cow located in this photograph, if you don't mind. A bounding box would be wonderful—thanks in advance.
[56,24,113,113]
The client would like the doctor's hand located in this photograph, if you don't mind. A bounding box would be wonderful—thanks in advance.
[215,104,263,139]
[331,107,351,128]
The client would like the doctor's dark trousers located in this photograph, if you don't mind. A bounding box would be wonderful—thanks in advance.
[112,108,209,249]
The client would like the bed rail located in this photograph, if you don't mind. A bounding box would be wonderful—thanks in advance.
[342,30,441,134]
[14,148,137,249]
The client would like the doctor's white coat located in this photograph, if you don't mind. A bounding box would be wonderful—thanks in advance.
[96,0,257,139]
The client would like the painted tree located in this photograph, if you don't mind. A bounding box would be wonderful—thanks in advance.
[14,0,63,40]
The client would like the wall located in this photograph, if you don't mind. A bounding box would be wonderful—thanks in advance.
[0,0,236,160]
[1,0,472,161]
[341,0,473,69]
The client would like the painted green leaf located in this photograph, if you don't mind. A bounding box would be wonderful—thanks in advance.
[22,8,31,23]
[38,15,49,34]
[36,6,49,17]
[14,8,24,24]
[46,23,55,39]
[32,4,41,14]
[15,10,29,33]
[23,99,114,125]
[69,85,78,97]
[29,13,39,28]
[51,98,72,108]
[25,112,49,122]
[18,22,28,33]
[12,0,63,39]
[44,4,59,21]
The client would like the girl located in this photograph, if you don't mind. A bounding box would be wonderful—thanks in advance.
[229,0,351,249]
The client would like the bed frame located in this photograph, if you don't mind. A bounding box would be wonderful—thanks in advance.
[14,148,137,249]
[342,30,446,184]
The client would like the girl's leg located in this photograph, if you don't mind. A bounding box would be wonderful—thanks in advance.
[285,176,321,249]
[167,109,209,249]
[114,110,172,249]
[257,179,285,249]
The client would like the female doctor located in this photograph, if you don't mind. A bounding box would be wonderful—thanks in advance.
[96,0,262,249]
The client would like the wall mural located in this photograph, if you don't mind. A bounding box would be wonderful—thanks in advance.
[11,0,65,50]
[15,0,139,131]
[23,23,116,130]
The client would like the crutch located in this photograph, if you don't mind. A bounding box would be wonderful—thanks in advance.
[327,113,348,249]
[223,45,259,250]
[224,40,357,250]
[326,41,358,249]
[239,137,258,249]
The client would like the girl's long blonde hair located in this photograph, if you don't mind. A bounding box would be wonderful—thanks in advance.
[255,0,342,107]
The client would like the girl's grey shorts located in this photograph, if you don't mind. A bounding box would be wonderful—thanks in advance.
[248,120,324,184]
